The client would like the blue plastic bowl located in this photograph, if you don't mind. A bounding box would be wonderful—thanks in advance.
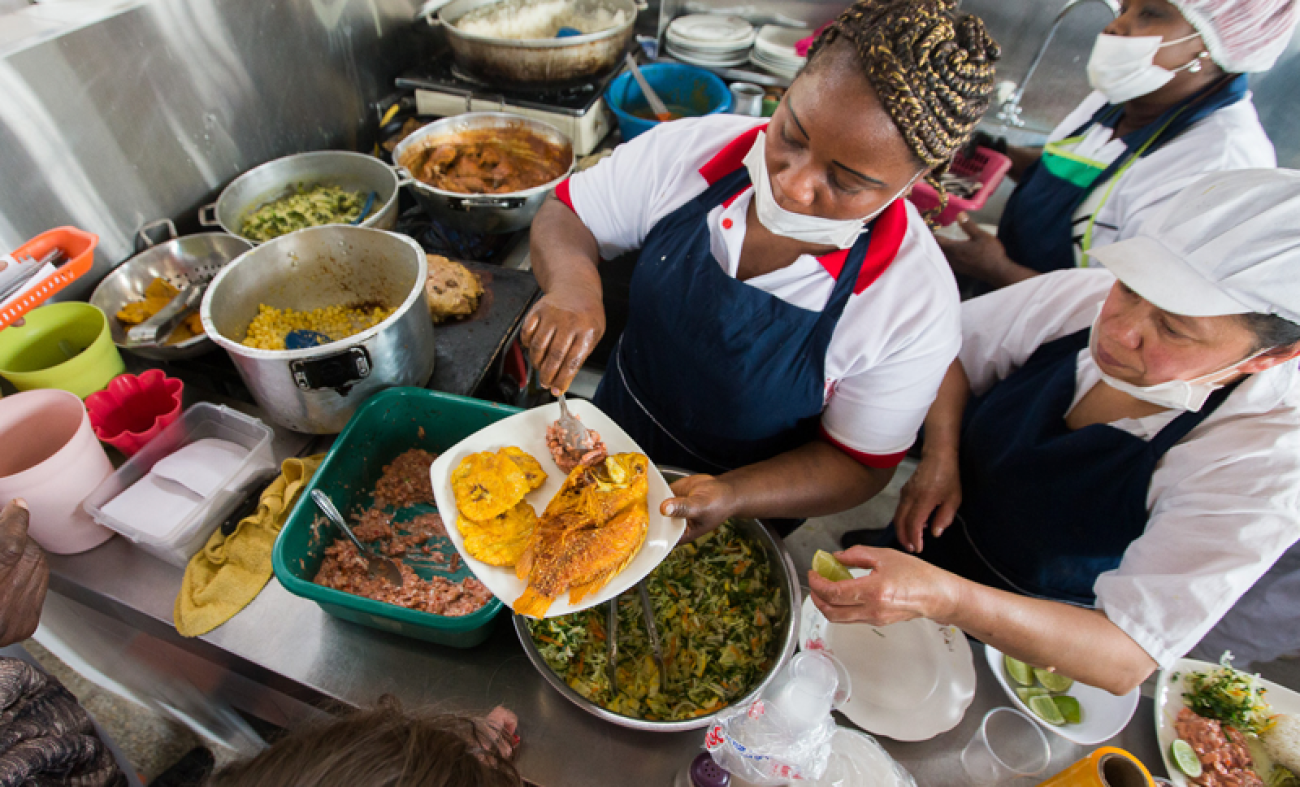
[606,63,734,140]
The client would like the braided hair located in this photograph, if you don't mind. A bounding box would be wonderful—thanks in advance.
[807,0,1000,218]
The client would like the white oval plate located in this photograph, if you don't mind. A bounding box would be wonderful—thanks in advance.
[430,399,685,619]
[666,14,756,49]
[754,25,807,62]
[985,643,1139,746]
[1155,657,1300,786]
[800,570,975,741]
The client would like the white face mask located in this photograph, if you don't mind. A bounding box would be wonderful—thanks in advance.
[1086,32,1205,104]
[1088,312,1263,411]
[742,131,919,249]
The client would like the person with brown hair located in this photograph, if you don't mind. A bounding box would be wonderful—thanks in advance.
[206,700,521,787]
[523,0,998,540]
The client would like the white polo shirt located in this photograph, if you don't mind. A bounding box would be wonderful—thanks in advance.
[960,268,1300,667]
[559,114,960,467]
[1048,90,1275,267]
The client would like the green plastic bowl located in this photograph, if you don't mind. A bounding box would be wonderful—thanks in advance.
[274,387,521,648]
[0,302,125,399]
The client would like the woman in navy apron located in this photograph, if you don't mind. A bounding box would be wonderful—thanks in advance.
[814,170,1300,695]
[938,0,1290,290]
[523,0,999,539]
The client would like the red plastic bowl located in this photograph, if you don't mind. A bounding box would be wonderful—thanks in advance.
[85,369,184,456]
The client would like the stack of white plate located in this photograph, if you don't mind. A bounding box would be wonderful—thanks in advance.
[750,25,806,79]
[665,14,756,68]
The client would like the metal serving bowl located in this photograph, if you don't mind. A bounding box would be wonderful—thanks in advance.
[514,467,800,732]
[89,223,253,360]
[429,0,639,84]
[392,112,575,235]
[199,150,401,244]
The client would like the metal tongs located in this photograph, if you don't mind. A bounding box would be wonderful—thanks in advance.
[606,580,669,693]
[126,279,208,348]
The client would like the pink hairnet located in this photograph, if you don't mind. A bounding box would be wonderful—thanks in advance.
[1171,0,1300,72]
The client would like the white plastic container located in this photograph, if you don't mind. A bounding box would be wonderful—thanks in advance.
[83,403,275,567]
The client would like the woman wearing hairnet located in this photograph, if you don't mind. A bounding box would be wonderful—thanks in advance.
[941,0,1297,289]
[818,170,1300,694]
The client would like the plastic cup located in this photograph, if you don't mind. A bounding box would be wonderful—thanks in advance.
[0,302,125,398]
[0,389,115,554]
[961,707,1051,785]
[768,651,839,729]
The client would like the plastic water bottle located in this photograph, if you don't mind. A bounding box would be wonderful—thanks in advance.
[673,753,731,787]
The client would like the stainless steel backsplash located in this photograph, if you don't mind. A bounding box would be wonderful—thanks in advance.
[0,0,428,296]
[2,0,1298,293]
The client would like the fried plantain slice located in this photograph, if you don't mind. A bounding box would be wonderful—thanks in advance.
[500,446,547,491]
[458,500,537,567]
[451,450,531,521]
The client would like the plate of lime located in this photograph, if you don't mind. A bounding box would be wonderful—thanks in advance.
[984,643,1140,745]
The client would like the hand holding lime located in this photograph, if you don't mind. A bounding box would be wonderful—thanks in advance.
[813,550,853,582]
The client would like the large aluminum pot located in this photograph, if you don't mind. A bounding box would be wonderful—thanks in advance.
[514,466,800,732]
[200,226,435,434]
[392,112,574,235]
[90,220,253,361]
[199,151,400,244]
[423,0,638,84]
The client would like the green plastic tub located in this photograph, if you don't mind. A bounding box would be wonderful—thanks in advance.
[273,387,520,647]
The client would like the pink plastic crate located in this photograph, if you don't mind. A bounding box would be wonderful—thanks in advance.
[907,146,1012,226]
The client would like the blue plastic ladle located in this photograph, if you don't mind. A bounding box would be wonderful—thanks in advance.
[284,329,332,350]
[351,192,377,225]
[556,26,582,37]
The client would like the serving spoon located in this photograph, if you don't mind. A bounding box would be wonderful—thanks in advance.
[311,489,404,587]
[624,54,675,123]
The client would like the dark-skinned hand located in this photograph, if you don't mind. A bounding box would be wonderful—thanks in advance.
[520,290,605,394]
[893,449,962,554]
[934,214,1018,284]
[807,546,959,627]
[660,474,738,543]
[0,500,48,647]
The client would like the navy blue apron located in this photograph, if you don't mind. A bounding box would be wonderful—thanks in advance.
[593,166,879,475]
[998,75,1249,276]
[950,329,1241,605]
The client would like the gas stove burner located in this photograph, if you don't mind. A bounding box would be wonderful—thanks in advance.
[394,204,525,266]
[447,63,603,99]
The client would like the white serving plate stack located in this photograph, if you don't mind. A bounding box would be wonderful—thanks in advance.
[750,25,807,79]
[665,14,756,68]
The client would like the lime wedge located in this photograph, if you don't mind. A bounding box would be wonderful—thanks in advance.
[1053,695,1083,724]
[1029,694,1065,725]
[1004,655,1036,687]
[1035,667,1074,693]
[812,550,853,582]
[1016,686,1050,704]
[1171,739,1202,778]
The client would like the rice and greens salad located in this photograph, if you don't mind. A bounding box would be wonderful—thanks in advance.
[528,520,784,721]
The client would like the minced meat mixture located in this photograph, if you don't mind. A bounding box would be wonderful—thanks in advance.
[312,447,492,617]
[373,448,437,508]
[1175,707,1264,787]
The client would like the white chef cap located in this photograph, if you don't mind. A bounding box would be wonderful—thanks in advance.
[1170,0,1300,72]
[1086,169,1300,324]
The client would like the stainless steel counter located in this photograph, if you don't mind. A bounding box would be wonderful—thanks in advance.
[45,403,1165,786]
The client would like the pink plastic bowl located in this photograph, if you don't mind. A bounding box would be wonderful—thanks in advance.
[85,369,184,456]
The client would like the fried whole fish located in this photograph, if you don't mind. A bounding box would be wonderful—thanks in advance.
[513,453,650,618]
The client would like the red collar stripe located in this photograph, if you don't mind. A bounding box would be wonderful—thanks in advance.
[820,424,908,469]
[555,178,575,213]
[699,124,767,185]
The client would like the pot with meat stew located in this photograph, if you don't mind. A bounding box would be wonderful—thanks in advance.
[393,113,575,235]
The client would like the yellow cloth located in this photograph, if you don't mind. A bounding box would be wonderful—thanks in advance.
[174,454,324,637]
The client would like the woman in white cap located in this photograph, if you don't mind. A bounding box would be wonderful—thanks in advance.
[941,0,1297,290]
[815,170,1300,693]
